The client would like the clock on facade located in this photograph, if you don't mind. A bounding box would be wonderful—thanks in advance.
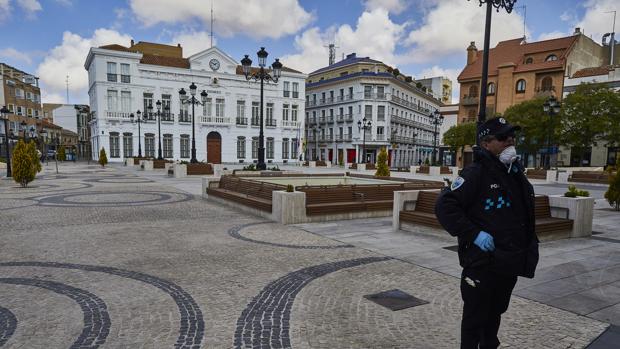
[209,58,220,71]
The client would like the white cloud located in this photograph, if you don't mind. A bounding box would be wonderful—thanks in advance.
[17,0,41,18]
[416,65,461,104]
[54,0,72,6]
[0,47,32,64]
[170,31,216,57]
[281,8,406,73]
[560,10,575,22]
[36,28,132,104]
[129,0,314,39]
[363,0,408,14]
[576,0,619,41]
[0,0,10,20]
[403,0,526,63]
[536,31,569,42]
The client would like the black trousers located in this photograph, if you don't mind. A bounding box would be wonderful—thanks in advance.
[460,266,517,349]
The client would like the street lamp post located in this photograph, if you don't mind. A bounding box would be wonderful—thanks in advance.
[147,100,165,160]
[241,47,283,170]
[20,121,28,142]
[469,0,517,145]
[54,135,59,174]
[179,83,208,163]
[431,109,444,166]
[357,117,372,163]
[312,125,321,161]
[130,110,146,158]
[543,96,561,170]
[1,106,12,177]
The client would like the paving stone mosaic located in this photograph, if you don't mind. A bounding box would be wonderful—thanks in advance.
[229,222,355,249]
[0,306,16,347]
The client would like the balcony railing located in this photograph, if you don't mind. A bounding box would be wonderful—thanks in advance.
[375,134,386,141]
[200,116,231,125]
[251,118,260,126]
[265,119,277,127]
[390,95,431,114]
[337,115,345,123]
[461,95,479,106]
[178,110,190,123]
[236,117,248,126]
[327,116,334,124]
[319,135,333,142]
[535,85,556,97]
[319,116,326,124]
[106,111,132,119]
[161,113,174,122]
[345,114,353,122]
[281,120,301,128]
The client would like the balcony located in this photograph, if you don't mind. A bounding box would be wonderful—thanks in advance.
[161,113,174,123]
[319,135,333,142]
[200,116,231,125]
[106,111,132,120]
[236,117,248,126]
[375,134,386,141]
[461,94,479,106]
[345,114,353,122]
[319,116,326,124]
[327,116,334,124]
[390,95,431,114]
[281,120,301,128]
[251,118,260,126]
[535,85,556,97]
[265,119,277,128]
[336,115,345,123]
[343,133,352,141]
[178,110,190,123]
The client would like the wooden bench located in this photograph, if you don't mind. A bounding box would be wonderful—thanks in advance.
[207,175,284,212]
[400,193,574,238]
[316,160,327,167]
[399,191,443,228]
[187,163,213,175]
[568,171,611,184]
[153,159,172,169]
[526,169,546,179]
[133,157,151,165]
[417,166,430,174]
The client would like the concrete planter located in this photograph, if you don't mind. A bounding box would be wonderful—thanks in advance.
[392,190,422,231]
[140,160,153,171]
[308,161,316,168]
[272,191,307,224]
[168,164,187,178]
[213,164,233,177]
[548,195,595,238]
[124,157,133,166]
[356,163,366,171]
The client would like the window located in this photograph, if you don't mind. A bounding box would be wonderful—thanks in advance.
[364,85,372,99]
[107,62,117,82]
[145,133,155,158]
[525,57,533,64]
[123,133,133,157]
[488,82,496,95]
[291,138,298,159]
[109,132,120,158]
[143,93,153,118]
[364,105,373,120]
[236,100,245,118]
[121,91,131,113]
[179,103,189,122]
[161,94,171,119]
[266,103,274,125]
[107,90,118,111]
[252,137,258,158]
[237,136,246,158]
[251,102,260,125]
[203,97,212,117]
[541,77,553,91]
[348,87,353,99]
[266,137,274,159]
[291,105,298,121]
[468,85,478,98]
[180,135,190,158]
[26,91,32,100]
[545,54,558,62]
[27,108,33,117]
[377,106,385,121]
[283,81,290,97]
[15,88,23,98]
[120,63,130,83]
[282,104,289,121]
[163,134,173,158]
[216,98,225,118]
[16,106,23,115]
[515,79,526,93]
[292,82,299,98]
[377,86,385,99]
[282,138,289,159]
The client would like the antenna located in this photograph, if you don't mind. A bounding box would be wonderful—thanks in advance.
[605,10,617,64]
[324,42,339,65]
[516,5,526,40]
[210,1,215,48]
[66,75,69,104]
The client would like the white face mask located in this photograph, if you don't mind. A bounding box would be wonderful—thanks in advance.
[498,146,517,165]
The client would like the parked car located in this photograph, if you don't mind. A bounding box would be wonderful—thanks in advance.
[46,150,56,158]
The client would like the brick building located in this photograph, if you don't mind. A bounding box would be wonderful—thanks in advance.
[0,63,43,144]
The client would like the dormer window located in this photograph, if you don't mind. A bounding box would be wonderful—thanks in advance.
[525,57,533,64]
[545,54,558,62]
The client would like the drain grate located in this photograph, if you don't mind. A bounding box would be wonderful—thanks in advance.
[364,289,428,311]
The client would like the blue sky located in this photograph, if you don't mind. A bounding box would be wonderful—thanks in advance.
[0,0,617,104]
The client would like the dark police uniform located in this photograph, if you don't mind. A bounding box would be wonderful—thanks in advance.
[435,145,539,349]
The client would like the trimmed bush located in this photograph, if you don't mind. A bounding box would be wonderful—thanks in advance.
[375,146,390,177]
[12,140,40,187]
[565,184,590,198]
[605,158,620,211]
[286,184,294,192]
[57,146,66,161]
[98,148,108,168]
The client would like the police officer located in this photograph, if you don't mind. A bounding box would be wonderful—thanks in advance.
[435,117,539,349]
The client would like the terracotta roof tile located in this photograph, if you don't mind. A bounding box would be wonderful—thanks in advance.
[140,54,190,69]
[458,35,578,81]
[99,44,133,52]
[234,65,303,75]
[572,65,614,78]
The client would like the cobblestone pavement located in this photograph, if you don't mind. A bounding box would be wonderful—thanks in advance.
[0,162,611,348]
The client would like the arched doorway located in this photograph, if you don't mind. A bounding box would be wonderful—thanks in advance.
[206,132,221,164]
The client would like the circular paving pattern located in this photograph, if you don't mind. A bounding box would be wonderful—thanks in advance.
[0,278,111,348]
[0,306,17,347]
[35,191,193,207]
[229,222,355,249]
[0,261,204,349]
[0,198,37,211]
[233,257,391,349]
[82,177,154,184]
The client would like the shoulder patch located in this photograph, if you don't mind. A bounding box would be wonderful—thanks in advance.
[451,176,465,191]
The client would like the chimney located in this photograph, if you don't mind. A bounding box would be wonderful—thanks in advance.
[346,53,356,59]
[177,43,181,48]
[467,41,477,65]
[130,39,134,47]
[574,27,581,35]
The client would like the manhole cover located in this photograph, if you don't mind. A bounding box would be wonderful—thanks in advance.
[364,289,428,311]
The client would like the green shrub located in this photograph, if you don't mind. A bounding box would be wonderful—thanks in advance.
[605,158,620,210]
[57,146,66,161]
[424,158,430,166]
[565,184,590,197]
[375,146,390,177]
[98,148,108,168]
[12,140,40,187]
[268,165,280,171]
[286,184,294,192]
[242,164,257,171]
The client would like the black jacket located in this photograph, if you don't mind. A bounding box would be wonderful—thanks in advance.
[435,147,539,278]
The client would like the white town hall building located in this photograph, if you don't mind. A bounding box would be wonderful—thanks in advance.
[84,41,306,164]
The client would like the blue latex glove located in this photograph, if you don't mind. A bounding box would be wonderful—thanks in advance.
[473,231,495,252]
